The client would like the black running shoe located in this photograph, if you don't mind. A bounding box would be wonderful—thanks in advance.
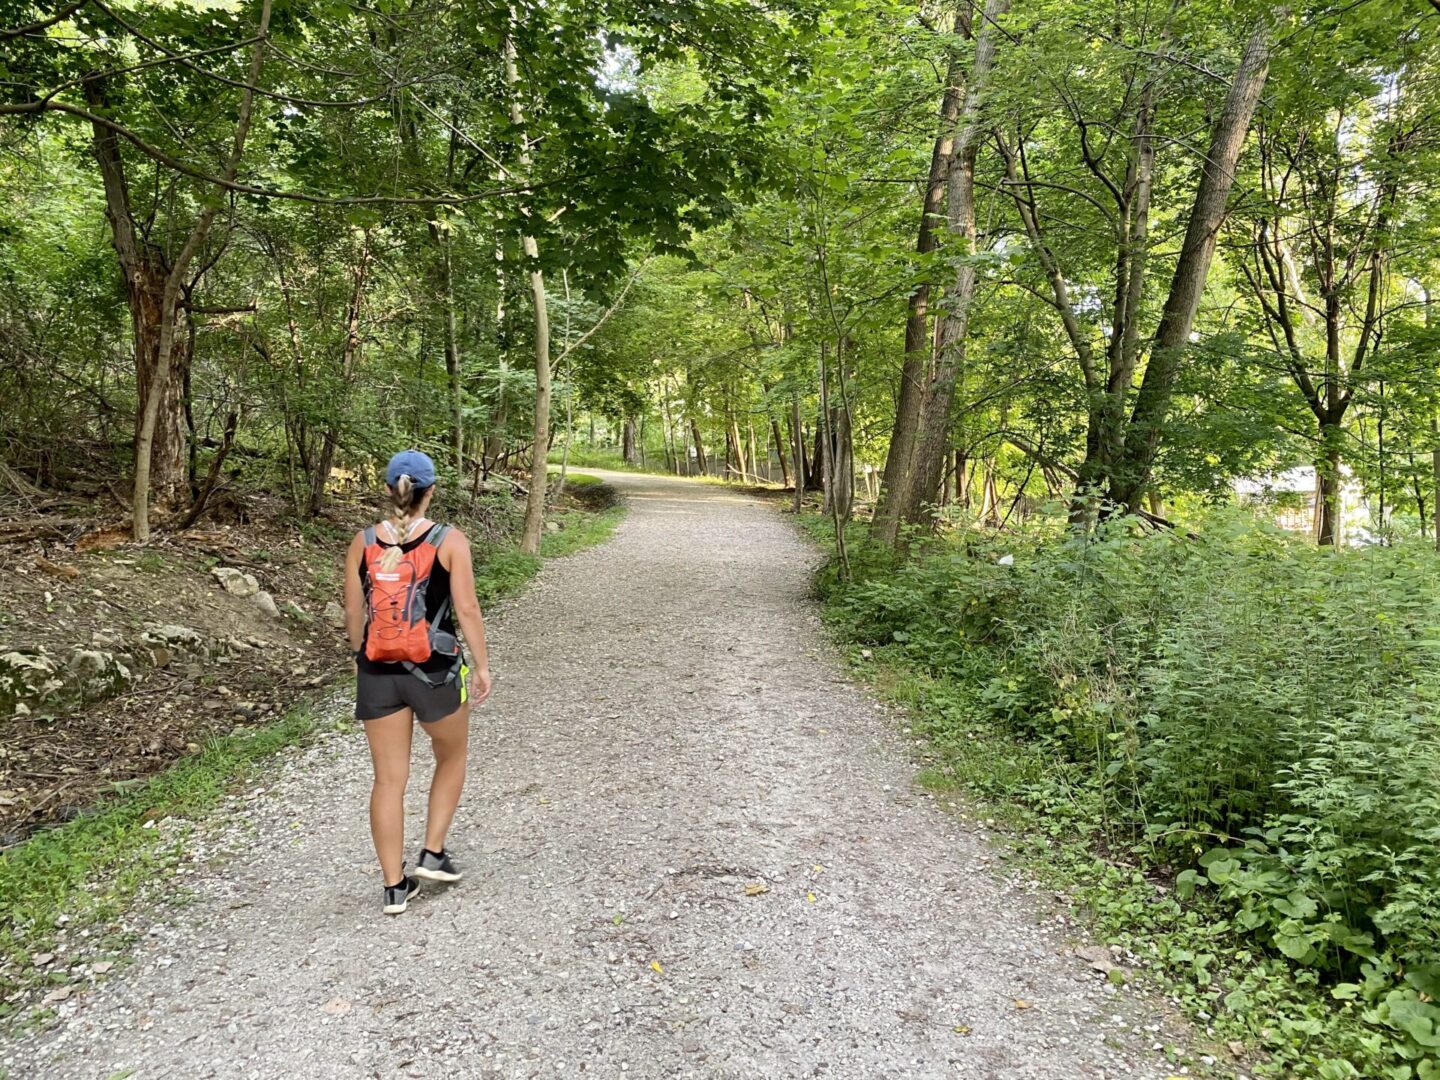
[382,874,420,915]
[414,847,462,883]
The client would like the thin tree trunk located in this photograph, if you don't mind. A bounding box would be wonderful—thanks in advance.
[1111,18,1273,510]
[178,410,239,530]
[809,423,826,494]
[729,414,747,482]
[660,387,678,473]
[819,343,833,516]
[442,230,464,476]
[121,0,273,541]
[1077,75,1158,508]
[486,234,508,472]
[554,270,575,501]
[1431,417,1439,551]
[790,393,805,511]
[1316,426,1343,546]
[690,418,707,475]
[505,25,552,557]
[877,3,970,532]
[830,342,856,528]
[310,232,372,515]
[881,0,1009,544]
[981,462,999,527]
[769,412,791,488]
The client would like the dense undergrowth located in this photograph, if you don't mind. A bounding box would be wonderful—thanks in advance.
[808,510,1440,1079]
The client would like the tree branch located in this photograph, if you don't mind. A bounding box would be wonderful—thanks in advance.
[0,0,85,40]
[1,97,542,206]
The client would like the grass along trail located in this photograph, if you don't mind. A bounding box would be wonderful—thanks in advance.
[4,472,1195,1078]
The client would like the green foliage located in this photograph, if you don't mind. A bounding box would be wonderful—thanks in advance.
[818,512,1440,1075]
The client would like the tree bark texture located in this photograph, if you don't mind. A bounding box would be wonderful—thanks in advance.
[505,26,552,557]
[1110,18,1273,510]
[96,0,274,540]
[876,6,969,533]
[877,0,1010,546]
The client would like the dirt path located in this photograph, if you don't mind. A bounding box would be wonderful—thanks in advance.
[9,473,1188,1079]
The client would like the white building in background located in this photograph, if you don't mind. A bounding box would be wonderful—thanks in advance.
[1233,466,1377,544]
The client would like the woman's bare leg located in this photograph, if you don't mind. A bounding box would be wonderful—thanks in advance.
[364,708,414,885]
[419,703,470,853]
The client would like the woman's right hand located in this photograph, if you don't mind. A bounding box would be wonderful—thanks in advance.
[469,665,493,704]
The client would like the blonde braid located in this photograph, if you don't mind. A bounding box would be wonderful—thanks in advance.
[378,474,417,572]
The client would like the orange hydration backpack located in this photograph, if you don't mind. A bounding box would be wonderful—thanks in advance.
[360,523,460,684]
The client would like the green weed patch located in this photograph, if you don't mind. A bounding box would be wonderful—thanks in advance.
[807,511,1440,1079]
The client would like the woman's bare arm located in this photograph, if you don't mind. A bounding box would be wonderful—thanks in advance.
[441,530,492,703]
[343,531,366,655]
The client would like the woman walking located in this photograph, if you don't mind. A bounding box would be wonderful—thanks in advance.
[344,449,492,914]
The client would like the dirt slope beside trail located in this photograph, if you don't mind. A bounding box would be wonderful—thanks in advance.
[6,471,1190,1079]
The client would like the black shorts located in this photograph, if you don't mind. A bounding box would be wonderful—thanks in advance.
[356,665,467,724]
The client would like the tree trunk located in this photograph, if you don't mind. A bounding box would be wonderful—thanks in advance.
[829,352,855,527]
[99,0,274,541]
[877,4,969,533]
[622,416,639,465]
[1431,418,1439,552]
[1111,18,1273,511]
[690,418,707,475]
[506,27,552,557]
[790,393,805,512]
[1316,427,1343,546]
[441,231,464,476]
[809,423,826,494]
[770,416,790,487]
[729,415,747,482]
[86,97,190,519]
[1075,75,1159,512]
[660,391,677,473]
[309,233,372,516]
[880,0,1009,545]
[486,234,509,472]
[819,344,833,515]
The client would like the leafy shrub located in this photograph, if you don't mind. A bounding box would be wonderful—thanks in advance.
[829,510,1440,1074]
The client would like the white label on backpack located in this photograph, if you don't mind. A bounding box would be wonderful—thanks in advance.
[375,573,401,581]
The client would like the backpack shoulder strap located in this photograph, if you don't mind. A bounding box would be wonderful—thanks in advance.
[362,525,378,547]
[422,523,451,549]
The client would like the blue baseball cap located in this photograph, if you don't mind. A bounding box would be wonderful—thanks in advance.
[385,449,436,489]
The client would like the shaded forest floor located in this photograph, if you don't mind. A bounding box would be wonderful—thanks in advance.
[0,476,619,847]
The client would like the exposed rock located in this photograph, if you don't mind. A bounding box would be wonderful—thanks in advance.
[142,624,207,655]
[324,601,346,628]
[1,651,64,716]
[211,567,259,598]
[278,600,311,621]
[251,591,281,619]
[545,521,562,533]
[68,650,135,704]
[91,629,125,649]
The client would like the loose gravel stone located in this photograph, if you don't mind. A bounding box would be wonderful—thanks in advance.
[4,471,1193,1078]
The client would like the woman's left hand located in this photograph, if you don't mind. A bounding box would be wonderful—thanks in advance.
[469,665,493,704]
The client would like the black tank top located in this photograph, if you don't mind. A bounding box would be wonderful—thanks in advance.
[357,525,459,675]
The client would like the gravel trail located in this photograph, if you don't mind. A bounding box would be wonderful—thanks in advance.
[10,472,1188,1079]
